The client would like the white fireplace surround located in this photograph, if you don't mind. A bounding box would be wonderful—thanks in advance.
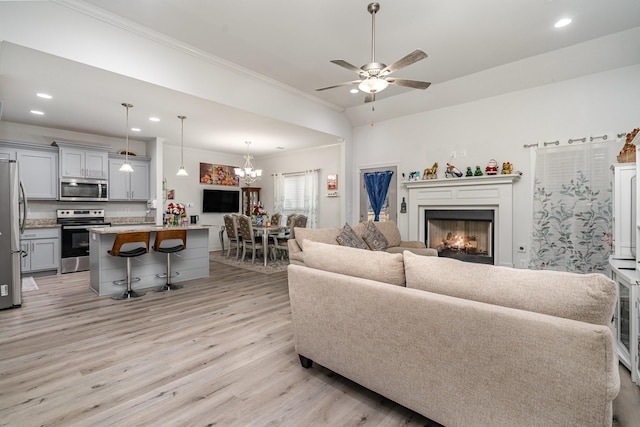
[404,174,521,267]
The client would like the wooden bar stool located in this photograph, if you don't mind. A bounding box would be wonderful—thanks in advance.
[109,231,150,300]
[153,229,187,292]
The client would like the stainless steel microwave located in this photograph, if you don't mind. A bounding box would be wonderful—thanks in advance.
[59,179,108,202]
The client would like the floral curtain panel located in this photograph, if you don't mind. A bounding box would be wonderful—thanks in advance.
[530,141,613,273]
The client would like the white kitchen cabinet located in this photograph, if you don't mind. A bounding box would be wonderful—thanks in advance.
[611,163,636,259]
[108,156,150,201]
[16,148,58,199]
[20,228,60,274]
[55,141,109,179]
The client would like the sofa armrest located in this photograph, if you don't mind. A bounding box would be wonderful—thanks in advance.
[398,240,426,248]
[288,238,304,265]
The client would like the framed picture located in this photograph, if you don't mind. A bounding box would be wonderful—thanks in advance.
[200,162,240,186]
[327,174,338,190]
[167,189,175,200]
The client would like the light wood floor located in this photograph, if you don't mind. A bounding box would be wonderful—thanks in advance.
[1,261,638,426]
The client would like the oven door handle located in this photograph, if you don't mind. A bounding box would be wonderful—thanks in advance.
[63,224,110,230]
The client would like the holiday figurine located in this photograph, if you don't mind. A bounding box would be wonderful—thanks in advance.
[445,163,463,178]
[501,162,513,175]
[465,166,473,177]
[485,159,498,175]
[474,166,484,176]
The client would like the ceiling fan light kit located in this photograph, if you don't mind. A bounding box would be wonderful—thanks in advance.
[316,2,431,102]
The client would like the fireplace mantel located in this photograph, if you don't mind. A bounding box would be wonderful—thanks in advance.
[403,174,521,267]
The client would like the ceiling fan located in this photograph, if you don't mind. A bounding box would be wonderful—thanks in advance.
[316,2,431,103]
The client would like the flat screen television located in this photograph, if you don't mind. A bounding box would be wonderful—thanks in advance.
[202,189,240,213]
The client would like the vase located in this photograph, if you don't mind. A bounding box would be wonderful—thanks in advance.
[255,215,263,226]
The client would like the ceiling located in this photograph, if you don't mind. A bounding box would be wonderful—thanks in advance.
[1,0,639,154]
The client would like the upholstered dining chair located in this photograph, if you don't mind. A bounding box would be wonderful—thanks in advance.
[237,214,266,264]
[272,214,307,260]
[270,213,282,227]
[223,214,242,260]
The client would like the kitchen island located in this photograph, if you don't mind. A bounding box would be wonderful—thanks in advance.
[89,225,210,296]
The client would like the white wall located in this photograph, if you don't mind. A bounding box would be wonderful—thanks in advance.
[351,64,640,268]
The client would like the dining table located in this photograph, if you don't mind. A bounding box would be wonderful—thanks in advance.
[253,225,288,266]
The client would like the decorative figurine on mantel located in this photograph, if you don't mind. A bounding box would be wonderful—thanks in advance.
[465,167,473,177]
[485,159,498,175]
[445,163,463,178]
[501,162,513,175]
[474,166,484,176]
[422,162,438,179]
[617,128,639,163]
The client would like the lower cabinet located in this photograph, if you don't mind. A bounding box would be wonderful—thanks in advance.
[21,228,60,274]
[609,258,639,386]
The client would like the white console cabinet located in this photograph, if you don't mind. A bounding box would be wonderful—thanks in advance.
[611,163,636,259]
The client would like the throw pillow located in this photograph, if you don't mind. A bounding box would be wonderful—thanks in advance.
[336,223,369,249]
[361,221,388,251]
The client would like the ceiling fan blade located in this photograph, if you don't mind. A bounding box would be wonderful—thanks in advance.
[330,60,365,75]
[387,78,431,90]
[364,93,376,103]
[380,49,428,75]
[316,80,362,91]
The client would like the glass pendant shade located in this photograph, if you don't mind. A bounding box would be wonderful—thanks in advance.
[176,115,188,176]
[119,102,134,173]
[358,77,388,93]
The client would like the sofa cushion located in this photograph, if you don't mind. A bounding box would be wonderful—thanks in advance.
[361,221,388,251]
[303,240,405,286]
[336,223,369,249]
[295,227,341,250]
[371,220,402,247]
[403,252,617,326]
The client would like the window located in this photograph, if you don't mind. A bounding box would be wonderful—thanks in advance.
[283,173,305,218]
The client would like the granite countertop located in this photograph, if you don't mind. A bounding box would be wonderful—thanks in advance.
[90,224,212,235]
[24,220,60,229]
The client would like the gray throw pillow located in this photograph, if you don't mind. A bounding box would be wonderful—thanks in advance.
[361,221,388,251]
[336,223,369,249]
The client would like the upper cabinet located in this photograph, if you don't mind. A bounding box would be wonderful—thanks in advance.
[108,155,151,201]
[0,141,58,199]
[54,141,109,179]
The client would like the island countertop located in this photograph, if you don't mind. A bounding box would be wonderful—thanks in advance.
[91,224,212,234]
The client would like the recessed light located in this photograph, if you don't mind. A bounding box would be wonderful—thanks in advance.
[149,117,160,122]
[131,128,141,132]
[36,93,52,99]
[554,18,572,28]
[350,88,359,94]
[30,110,44,115]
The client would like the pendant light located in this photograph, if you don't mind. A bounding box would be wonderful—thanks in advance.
[119,102,134,173]
[176,115,188,176]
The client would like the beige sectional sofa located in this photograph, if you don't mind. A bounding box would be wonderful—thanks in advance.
[288,241,620,427]
[287,220,437,264]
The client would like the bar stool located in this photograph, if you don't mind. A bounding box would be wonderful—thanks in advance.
[109,231,151,300]
[153,229,187,292]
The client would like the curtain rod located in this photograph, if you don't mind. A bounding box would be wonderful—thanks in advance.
[523,131,624,148]
[271,168,321,176]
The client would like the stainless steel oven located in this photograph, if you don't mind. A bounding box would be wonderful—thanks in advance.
[57,209,110,273]
[59,179,108,202]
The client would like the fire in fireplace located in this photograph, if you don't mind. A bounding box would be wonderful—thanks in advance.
[425,210,495,265]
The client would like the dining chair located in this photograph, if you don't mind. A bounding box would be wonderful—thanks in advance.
[237,214,265,264]
[270,213,282,227]
[272,214,305,260]
[223,214,242,260]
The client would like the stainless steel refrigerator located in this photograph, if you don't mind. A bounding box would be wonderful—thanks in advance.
[0,159,27,309]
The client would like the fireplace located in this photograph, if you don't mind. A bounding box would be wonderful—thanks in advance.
[405,174,520,267]
[425,210,494,264]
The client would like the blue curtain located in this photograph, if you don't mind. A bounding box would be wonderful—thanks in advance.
[364,171,393,221]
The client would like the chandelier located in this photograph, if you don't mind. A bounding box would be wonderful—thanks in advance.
[234,141,262,185]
